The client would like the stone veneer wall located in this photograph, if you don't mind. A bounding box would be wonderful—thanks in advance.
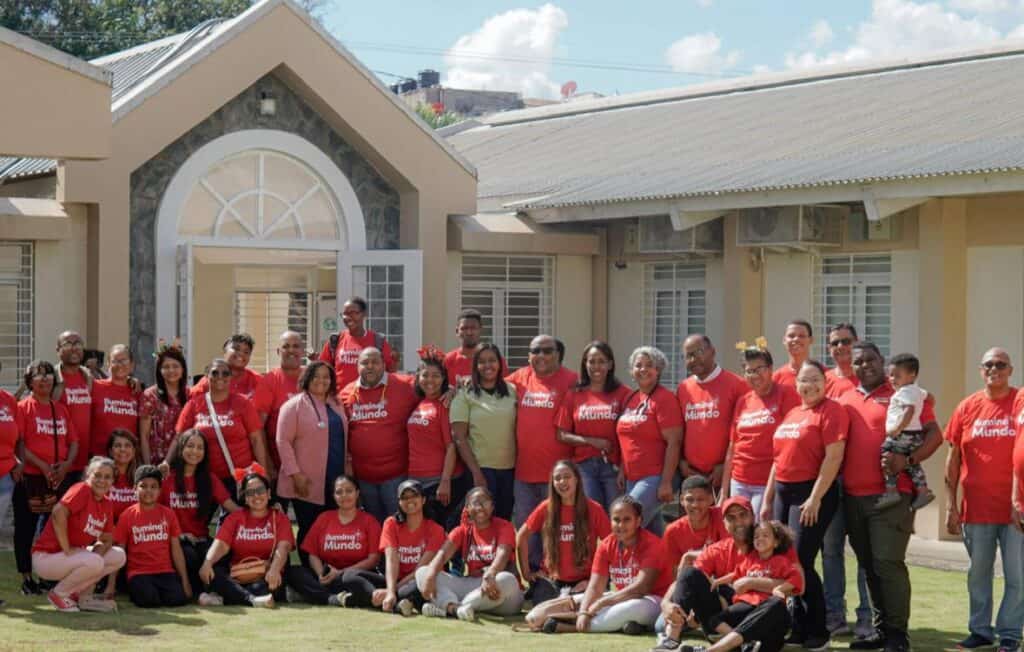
[129,73,401,380]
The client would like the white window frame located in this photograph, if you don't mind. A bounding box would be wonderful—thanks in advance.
[814,253,893,359]
[0,241,33,391]
[642,261,707,387]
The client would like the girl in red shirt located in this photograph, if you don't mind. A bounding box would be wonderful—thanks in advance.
[286,474,383,606]
[416,486,524,621]
[31,456,125,613]
[104,429,141,524]
[557,341,632,511]
[521,459,612,632]
[378,479,446,615]
[88,344,140,457]
[199,467,294,607]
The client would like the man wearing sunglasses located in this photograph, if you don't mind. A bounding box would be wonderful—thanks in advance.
[506,334,578,571]
[945,349,1021,652]
[825,323,859,400]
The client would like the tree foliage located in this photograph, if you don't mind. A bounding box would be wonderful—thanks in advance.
[414,103,464,130]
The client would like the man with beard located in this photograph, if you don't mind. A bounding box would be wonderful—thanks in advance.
[253,331,306,485]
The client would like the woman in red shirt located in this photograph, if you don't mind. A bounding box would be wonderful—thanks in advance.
[161,429,239,595]
[285,474,383,606]
[199,467,294,607]
[31,456,125,613]
[88,344,140,457]
[407,348,467,529]
[616,346,683,536]
[104,429,141,523]
[557,341,632,511]
[762,359,848,650]
[378,480,446,615]
[0,379,20,607]
[416,486,524,620]
[13,360,78,595]
[139,345,188,465]
[520,459,612,631]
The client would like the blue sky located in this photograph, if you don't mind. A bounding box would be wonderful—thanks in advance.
[321,0,1024,98]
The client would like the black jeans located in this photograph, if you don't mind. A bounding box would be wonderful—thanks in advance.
[179,537,211,594]
[290,499,333,566]
[480,468,515,521]
[416,472,473,531]
[128,572,188,607]
[209,558,287,606]
[773,479,839,640]
[672,566,790,652]
[287,566,421,608]
[13,476,73,574]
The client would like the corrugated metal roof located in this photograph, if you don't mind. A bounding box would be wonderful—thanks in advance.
[447,47,1024,210]
[0,156,57,181]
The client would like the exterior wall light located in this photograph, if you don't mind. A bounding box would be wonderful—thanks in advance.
[259,91,277,116]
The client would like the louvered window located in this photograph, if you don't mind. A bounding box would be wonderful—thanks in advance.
[814,254,892,359]
[460,255,554,370]
[642,262,707,386]
[234,291,313,372]
[0,242,33,390]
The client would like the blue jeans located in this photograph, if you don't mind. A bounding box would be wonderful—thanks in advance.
[513,480,549,572]
[358,476,406,523]
[963,523,1024,642]
[480,468,515,521]
[626,474,664,536]
[0,473,12,533]
[822,485,871,620]
[578,456,620,512]
[730,479,766,520]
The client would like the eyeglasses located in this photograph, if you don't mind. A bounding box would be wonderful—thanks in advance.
[58,340,84,349]
[209,369,231,378]
[743,365,770,376]
[244,486,268,497]
[684,348,707,361]
[530,346,556,355]
[829,338,853,347]
[982,361,1010,370]
[32,373,54,380]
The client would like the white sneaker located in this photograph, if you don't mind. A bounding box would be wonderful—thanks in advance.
[198,592,224,606]
[78,595,117,613]
[421,602,447,618]
[456,604,475,622]
[327,590,352,607]
[249,594,275,608]
[396,598,415,617]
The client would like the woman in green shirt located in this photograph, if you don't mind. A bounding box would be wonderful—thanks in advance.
[450,344,518,520]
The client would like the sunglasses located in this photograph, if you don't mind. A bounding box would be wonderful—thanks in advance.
[244,486,268,497]
[829,338,854,347]
[209,369,231,378]
[530,346,556,355]
[982,361,1009,370]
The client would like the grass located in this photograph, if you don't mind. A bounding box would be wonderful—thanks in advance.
[0,551,998,651]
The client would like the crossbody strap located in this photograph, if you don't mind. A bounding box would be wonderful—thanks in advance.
[204,392,236,474]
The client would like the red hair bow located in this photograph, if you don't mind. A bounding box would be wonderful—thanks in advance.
[417,344,445,364]
[232,463,267,483]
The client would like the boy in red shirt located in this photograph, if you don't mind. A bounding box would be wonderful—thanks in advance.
[319,297,397,389]
[114,465,191,607]
[663,475,728,573]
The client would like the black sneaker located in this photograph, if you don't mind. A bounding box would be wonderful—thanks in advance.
[786,631,807,646]
[680,646,709,652]
[958,633,995,649]
[541,617,559,634]
[998,639,1021,652]
[20,578,41,596]
[622,620,647,635]
[804,633,831,651]
[850,631,887,650]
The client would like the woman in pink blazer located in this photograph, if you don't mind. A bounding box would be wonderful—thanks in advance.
[276,361,349,564]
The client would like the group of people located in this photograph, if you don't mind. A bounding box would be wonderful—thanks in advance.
[1,301,1022,652]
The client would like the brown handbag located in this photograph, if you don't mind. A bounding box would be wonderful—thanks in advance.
[24,407,61,514]
[229,512,278,585]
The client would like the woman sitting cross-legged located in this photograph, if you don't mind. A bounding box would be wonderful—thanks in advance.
[520,459,611,631]
[285,474,383,607]
[198,465,293,607]
[550,495,674,635]
[375,479,446,615]
[416,486,524,621]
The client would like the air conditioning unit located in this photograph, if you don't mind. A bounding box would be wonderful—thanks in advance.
[846,209,899,243]
[736,205,844,248]
[637,215,724,254]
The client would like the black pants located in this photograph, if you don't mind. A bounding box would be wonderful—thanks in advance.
[179,537,211,594]
[291,499,332,567]
[209,558,287,606]
[287,566,421,608]
[673,566,790,652]
[527,576,578,605]
[773,479,839,640]
[13,477,73,574]
[128,572,188,607]
[417,472,472,531]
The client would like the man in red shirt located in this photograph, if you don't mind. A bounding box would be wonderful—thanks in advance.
[53,331,94,482]
[253,330,305,475]
[319,297,397,389]
[944,348,1022,652]
[506,334,577,570]
[838,342,942,652]
[190,333,263,400]
[677,334,747,489]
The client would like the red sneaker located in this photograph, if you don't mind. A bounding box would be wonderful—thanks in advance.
[47,591,80,613]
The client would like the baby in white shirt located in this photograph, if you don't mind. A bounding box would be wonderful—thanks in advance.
[878,353,934,511]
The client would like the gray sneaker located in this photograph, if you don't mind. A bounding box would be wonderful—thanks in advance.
[911,488,935,511]
[854,614,876,640]
[827,611,851,636]
[875,490,903,511]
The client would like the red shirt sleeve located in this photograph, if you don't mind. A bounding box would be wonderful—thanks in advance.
[591,536,611,576]
[365,513,382,552]
[921,398,938,428]
[382,340,397,373]
[300,513,324,557]
[113,510,130,545]
[252,377,274,415]
[821,400,850,445]
[591,501,611,539]
[239,397,262,433]
[276,510,295,547]
[168,509,183,538]
[427,523,446,552]
[318,340,333,364]
[944,402,964,446]
[447,524,467,551]
[215,511,240,546]
[497,519,516,547]
[524,501,548,534]
[778,555,804,594]
[555,391,575,432]
[380,517,398,550]
[655,388,684,430]
[176,400,197,432]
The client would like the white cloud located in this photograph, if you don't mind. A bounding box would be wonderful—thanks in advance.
[696,0,714,6]
[809,19,835,48]
[664,32,742,74]
[1009,22,1024,38]
[947,0,1013,12]
[443,4,569,99]
[785,0,1004,69]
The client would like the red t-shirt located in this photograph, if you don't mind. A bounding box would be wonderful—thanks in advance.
[616,386,684,481]
[945,389,1018,524]
[448,517,516,577]
[825,369,858,399]
[407,397,463,478]
[340,375,419,482]
[0,390,17,477]
[58,369,93,470]
[159,470,231,538]
[89,379,140,457]
[772,398,849,483]
[33,481,113,553]
[771,366,798,390]
[107,472,137,522]
[444,348,508,387]
[506,367,578,483]
[663,506,729,572]
[1013,392,1024,513]
[114,503,182,579]
[592,529,673,597]
[216,508,295,562]
[677,369,749,474]
[191,368,264,401]
[16,397,77,475]
[252,367,302,468]
[733,551,805,605]
[301,509,382,569]
[695,537,800,579]
[525,498,611,583]
[176,393,261,479]
[730,385,801,485]
[318,330,397,390]
[556,385,633,464]
[839,383,937,496]
[379,516,446,577]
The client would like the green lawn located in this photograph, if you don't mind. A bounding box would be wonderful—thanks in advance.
[0,552,994,651]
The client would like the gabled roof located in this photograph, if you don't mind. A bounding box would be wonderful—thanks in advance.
[447,42,1024,210]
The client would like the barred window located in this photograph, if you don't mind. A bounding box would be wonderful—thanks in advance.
[0,242,33,391]
[642,262,707,386]
[814,254,892,359]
